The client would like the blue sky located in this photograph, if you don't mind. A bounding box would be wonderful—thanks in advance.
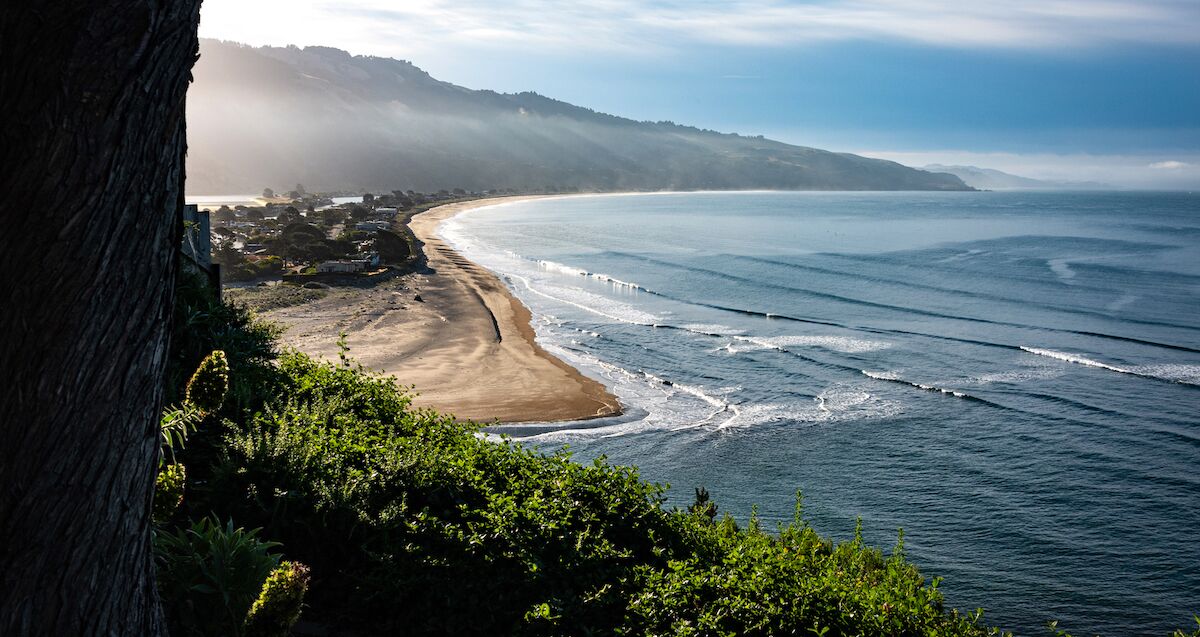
[200,0,1200,187]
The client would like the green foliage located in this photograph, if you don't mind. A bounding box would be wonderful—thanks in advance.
[1174,617,1200,637]
[155,463,188,525]
[187,350,230,415]
[339,229,370,242]
[624,499,995,637]
[156,517,282,637]
[374,228,412,263]
[687,486,718,524]
[161,350,230,465]
[169,272,281,414]
[190,349,995,635]
[225,256,284,283]
[223,283,327,313]
[160,401,205,466]
[157,350,231,527]
[322,208,347,226]
[243,561,311,637]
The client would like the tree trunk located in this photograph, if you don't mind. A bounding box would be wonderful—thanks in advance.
[0,2,201,634]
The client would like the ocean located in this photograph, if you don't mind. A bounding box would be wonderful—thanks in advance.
[439,191,1200,635]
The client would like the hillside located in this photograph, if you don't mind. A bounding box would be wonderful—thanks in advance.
[923,164,1111,190]
[187,40,970,194]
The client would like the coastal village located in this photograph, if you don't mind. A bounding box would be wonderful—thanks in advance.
[187,185,516,286]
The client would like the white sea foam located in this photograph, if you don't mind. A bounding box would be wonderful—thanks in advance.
[592,273,645,290]
[728,336,777,353]
[936,249,986,263]
[962,366,1064,385]
[717,334,890,355]
[1106,294,1139,312]
[763,335,892,353]
[1047,258,1077,285]
[508,274,660,325]
[1128,364,1200,385]
[1020,347,1200,386]
[862,370,971,398]
[537,259,589,277]
[513,254,654,291]
[1020,347,1128,373]
[681,323,747,336]
[719,388,901,429]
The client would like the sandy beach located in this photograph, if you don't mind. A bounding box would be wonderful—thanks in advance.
[260,196,621,423]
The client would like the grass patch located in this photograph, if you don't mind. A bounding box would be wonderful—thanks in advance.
[223,284,327,312]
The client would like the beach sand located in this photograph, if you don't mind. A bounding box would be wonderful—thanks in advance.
[260,196,622,423]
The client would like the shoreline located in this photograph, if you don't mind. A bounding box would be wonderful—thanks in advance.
[262,195,622,424]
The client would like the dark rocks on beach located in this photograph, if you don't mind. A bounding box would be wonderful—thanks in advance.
[303,282,331,290]
[414,294,424,302]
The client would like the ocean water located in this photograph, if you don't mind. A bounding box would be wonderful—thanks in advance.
[439,191,1200,635]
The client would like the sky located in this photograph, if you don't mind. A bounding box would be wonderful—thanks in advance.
[199,0,1200,188]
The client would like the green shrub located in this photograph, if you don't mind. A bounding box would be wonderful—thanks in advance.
[156,350,230,526]
[194,351,996,635]
[156,517,282,637]
[624,509,991,636]
[243,561,311,637]
[169,272,282,415]
[224,256,284,283]
[154,463,187,525]
[186,349,230,415]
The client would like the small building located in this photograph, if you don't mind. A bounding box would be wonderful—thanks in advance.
[375,207,398,219]
[317,260,365,274]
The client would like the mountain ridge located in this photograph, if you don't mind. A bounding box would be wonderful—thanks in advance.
[187,40,971,194]
[923,164,1112,190]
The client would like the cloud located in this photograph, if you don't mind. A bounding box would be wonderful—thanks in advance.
[200,0,1200,58]
[1148,160,1191,169]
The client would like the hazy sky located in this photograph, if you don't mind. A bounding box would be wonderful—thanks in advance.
[200,0,1200,187]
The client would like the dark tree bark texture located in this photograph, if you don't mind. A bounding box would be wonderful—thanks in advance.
[0,2,201,635]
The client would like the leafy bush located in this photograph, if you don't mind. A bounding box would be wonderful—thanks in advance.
[192,350,994,635]
[225,256,284,283]
[156,517,282,637]
[624,510,989,636]
[169,272,281,414]
[185,349,230,415]
[156,350,229,524]
[243,561,311,637]
[154,463,187,525]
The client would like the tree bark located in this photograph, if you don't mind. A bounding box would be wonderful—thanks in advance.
[0,2,201,634]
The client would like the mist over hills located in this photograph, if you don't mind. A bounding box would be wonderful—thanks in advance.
[923,164,1113,190]
[187,40,970,194]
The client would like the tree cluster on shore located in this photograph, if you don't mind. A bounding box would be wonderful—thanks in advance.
[207,187,490,283]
